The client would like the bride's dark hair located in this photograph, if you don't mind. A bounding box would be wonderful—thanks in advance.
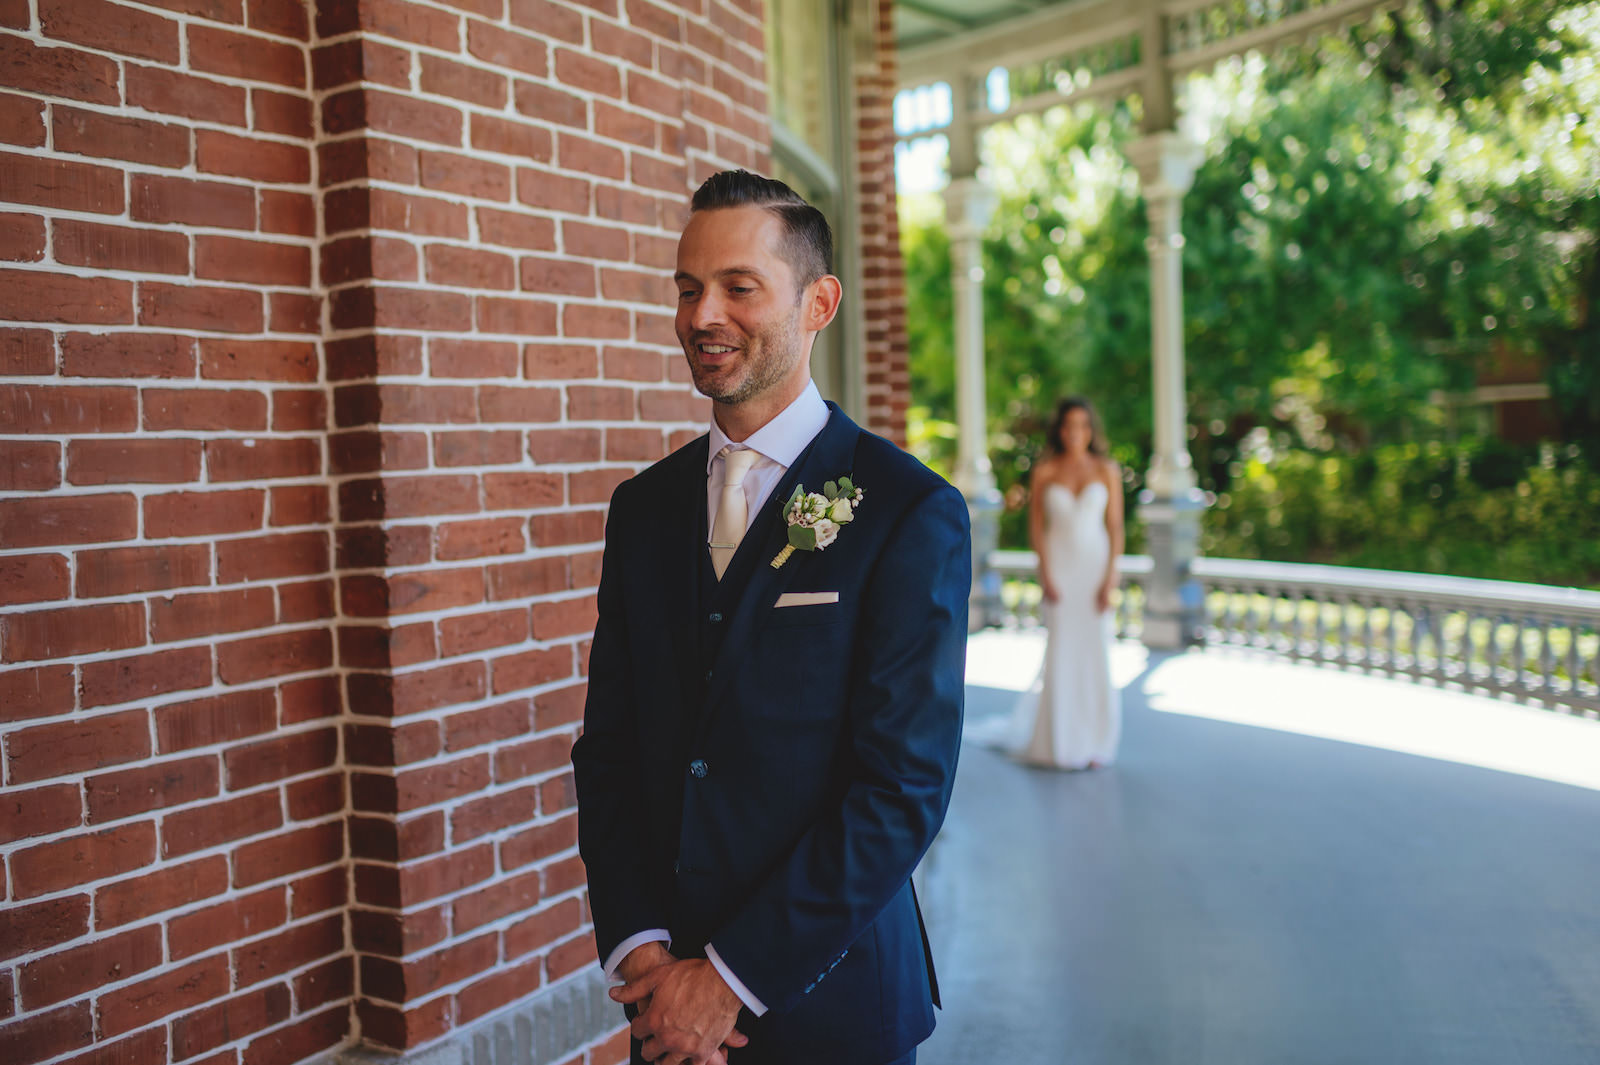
[1045,396,1107,457]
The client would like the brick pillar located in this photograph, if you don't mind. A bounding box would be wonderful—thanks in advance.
[307,0,770,1061]
[855,0,912,446]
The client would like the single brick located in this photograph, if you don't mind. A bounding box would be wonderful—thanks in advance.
[0,894,90,963]
[154,686,277,752]
[0,782,80,845]
[5,709,150,784]
[0,552,68,604]
[94,854,227,928]
[61,332,195,379]
[38,0,180,63]
[149,587,276,645]
[11,823,157,899]
[86,756,221,826]
[161,790,281,858]
[78,646,212,709]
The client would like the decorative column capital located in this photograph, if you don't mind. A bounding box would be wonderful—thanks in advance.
[1125,131,1203,201]
[943,176,996,242]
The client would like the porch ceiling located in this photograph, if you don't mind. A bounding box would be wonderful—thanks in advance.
[894,0,1400,107]
[893,0,1080,54]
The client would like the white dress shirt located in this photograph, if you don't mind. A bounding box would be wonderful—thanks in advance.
[602,380,830,1017]
[704,379,830,542]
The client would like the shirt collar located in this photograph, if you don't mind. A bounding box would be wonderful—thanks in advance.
[705,380,829,474]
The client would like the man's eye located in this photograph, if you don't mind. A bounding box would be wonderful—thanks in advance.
[677,290,699,301]
[728,286,752,295]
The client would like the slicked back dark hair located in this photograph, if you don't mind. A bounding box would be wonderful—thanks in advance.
[689,169,834,288]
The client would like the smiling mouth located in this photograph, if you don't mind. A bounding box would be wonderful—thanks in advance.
[694,343,741,363]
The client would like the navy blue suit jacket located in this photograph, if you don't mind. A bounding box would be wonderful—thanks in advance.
[572,404,970,1063]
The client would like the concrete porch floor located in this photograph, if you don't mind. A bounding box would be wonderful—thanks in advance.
[915,633,1600,1064]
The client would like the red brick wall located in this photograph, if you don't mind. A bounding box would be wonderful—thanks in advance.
[0,1,778,1064]
[1,1,341,1063]
[317,0,770,1054]
[2,1,912,1062]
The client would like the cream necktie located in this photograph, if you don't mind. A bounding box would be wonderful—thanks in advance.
[710,446,759,580]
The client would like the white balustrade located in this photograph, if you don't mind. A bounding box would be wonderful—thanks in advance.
[983,551,1600,718]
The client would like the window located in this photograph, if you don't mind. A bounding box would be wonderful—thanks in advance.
[765,0,862,417]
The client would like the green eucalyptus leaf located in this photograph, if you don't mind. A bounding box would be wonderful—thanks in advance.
[824,480,839,500]
[788,524,817,550]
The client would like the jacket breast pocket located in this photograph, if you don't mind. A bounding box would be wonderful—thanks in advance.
[764,601,841,629]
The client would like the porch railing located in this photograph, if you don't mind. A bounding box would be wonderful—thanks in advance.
[986,552,1600,719]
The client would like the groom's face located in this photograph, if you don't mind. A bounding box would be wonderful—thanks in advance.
[673,205,810,409]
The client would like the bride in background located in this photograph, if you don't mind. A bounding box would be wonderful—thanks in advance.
[1010,396,1124,770]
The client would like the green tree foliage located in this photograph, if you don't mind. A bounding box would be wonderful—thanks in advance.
[1207,441,1600,587]
[900,0,1600,570]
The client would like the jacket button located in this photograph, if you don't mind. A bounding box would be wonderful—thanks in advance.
[673,860,681,874]
[689,759,709,779]
[709,612,723,623]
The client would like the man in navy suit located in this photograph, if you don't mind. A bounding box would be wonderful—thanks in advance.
[572,170,970,1065]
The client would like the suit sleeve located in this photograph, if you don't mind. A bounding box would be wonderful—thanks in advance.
[706,481,971,1013]
[571,481,670,964]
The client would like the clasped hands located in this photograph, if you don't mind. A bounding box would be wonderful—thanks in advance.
[611,941,748,1065]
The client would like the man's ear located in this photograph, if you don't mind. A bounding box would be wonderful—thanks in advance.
[803,275,843,332]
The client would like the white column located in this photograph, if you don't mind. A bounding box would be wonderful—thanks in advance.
[1126,132,1201,498]
[942,166,1002,630]
[944,175,997,500]
[1126,132,1207,650]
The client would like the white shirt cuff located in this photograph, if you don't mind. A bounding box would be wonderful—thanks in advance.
[602,929,671,982]
[704,943,768,1017]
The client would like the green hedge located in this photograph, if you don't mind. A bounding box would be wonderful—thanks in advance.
[1201,441,1600,589]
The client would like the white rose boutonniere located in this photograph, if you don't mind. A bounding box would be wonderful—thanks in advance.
[771,476,863,569]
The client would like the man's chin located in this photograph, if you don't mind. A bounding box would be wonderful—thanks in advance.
[691,371,746,404]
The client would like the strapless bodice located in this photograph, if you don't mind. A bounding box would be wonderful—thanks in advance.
[1045,480,1107,519]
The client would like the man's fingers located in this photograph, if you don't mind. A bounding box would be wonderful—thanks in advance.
[610,967,663,1004]
[637,1033,670,1062]
[723,1026,749,1048]
[638,1034,698,1065]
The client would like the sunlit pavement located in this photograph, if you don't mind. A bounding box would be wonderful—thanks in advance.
[915,632,1600,1065]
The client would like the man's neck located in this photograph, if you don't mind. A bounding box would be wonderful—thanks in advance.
[713,378,810,443]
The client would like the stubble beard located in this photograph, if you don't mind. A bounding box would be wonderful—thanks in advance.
[685,303,807,408]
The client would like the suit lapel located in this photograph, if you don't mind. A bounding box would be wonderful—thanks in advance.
[699,405,860,728]
[664,436,709,716]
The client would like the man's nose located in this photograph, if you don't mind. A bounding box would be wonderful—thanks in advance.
[687,291,726,331]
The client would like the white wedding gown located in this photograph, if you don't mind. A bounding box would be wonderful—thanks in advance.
[1009,481,1121,769]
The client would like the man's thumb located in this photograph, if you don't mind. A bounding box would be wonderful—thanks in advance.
[609,968,661,1004]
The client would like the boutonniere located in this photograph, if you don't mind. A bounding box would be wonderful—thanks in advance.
[771,477,864,569]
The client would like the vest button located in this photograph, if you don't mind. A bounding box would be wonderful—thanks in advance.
[689,759,709,779]
[708,612,723,623]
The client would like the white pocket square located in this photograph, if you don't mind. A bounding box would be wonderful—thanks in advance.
[774,591,839,608]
